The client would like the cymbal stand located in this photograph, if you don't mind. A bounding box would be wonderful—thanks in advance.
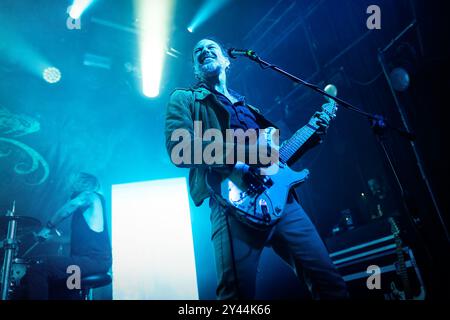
[1,201,18,300]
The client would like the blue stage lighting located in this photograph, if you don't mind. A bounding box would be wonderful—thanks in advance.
[135,0,174,98]
[187,0,230,34]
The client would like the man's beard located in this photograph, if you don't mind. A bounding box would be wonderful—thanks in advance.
[199,61,221,79]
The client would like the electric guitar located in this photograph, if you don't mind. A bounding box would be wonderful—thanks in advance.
[386,218,426,300]
[388,217,412,300]
[217,97,338,228]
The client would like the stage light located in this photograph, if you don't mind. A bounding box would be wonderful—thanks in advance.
[324,84,338,97]
[42,67,61,83]
[390,67,410,92]
[187,0,230,34]
[69,0,94,19]
[135,0,174,98]
[111,178,199,299]
[323,84,338,103]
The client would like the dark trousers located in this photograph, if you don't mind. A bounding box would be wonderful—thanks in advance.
[210,196,349,300]
[24,255,111,300]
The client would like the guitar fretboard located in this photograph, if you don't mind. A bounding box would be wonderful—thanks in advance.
[279,123,318,163]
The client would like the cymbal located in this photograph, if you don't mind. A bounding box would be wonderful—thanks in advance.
[0,215,41,236]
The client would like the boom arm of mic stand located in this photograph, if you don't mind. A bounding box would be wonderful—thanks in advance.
[243,51,415,140]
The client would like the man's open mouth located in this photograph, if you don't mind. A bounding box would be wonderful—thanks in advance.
[200,55,215,64]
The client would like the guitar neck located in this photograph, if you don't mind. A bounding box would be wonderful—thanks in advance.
[390,218,413,299]
[279,122,319,163]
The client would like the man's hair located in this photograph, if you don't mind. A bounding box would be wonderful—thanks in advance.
[70,172,100,194]
[191,37,230,63]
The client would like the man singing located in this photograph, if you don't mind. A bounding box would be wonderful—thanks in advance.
[165,38,348,299]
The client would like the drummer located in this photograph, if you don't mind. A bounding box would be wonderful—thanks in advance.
[23,172,112,299]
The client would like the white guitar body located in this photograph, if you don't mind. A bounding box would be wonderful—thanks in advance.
[220,161,309,226]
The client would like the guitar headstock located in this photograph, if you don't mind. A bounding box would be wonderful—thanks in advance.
[389,217,400,237]
[321,100,338,120]
[307,96,338,129]
[322,84,338,120]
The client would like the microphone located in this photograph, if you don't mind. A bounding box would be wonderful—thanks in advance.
[227,48,256,59]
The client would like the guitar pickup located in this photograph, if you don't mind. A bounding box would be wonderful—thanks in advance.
[262,176,273,188]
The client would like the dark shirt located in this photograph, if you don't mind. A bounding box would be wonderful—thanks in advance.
[70,193,112,261]
[199,83,319,166]
[214,89,260,130]
[197,83,260,130]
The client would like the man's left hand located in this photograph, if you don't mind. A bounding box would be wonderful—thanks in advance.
[312,111,331,136]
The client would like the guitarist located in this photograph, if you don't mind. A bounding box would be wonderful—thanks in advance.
[165,38,348,299]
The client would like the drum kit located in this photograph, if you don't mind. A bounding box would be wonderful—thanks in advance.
[0,202,68,300]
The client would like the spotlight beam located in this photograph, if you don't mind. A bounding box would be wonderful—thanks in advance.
[0,12,52,80]
[135,0,174,98]
[69,0,95,20]
[187,0,230,33]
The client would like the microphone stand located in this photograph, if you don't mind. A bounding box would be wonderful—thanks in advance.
[241,51,414,138]
[233,50,449,244]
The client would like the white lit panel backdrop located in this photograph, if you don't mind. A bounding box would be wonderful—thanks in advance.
[111,178,199,299]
